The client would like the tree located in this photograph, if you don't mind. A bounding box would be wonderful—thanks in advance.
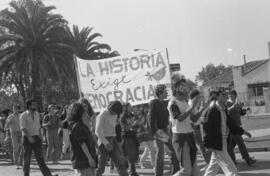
[0,0,74,107]
[65,25,112,60]
[196,63,231,84]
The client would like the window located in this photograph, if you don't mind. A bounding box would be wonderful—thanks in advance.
[252,86,263,96]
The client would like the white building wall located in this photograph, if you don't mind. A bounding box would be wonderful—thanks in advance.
[232,61,270,114]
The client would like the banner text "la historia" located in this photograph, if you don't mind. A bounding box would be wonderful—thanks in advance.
[79,52,166,77]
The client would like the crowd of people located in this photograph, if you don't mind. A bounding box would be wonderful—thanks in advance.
[0,73,258,176]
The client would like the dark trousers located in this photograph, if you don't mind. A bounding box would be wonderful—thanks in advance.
[122,137,139,174]
[96,137,128,176]
[155,138,179,176]
[228,133,250,162]
[23,136,52,176]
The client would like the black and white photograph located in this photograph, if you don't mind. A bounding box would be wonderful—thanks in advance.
[0,0,270,175]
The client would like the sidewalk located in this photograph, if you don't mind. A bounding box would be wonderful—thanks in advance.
[239,128,270,152]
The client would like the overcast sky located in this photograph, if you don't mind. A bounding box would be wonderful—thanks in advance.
[1,0,270,80]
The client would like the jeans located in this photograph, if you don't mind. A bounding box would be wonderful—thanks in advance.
[193,128,211,164]
[62,128,70,154]
[46,129,61,162]
[140,140,156,167]
[228,133,250,163]
[23,136,52,176]
[204,138,238,176]
[11,131,23,165]
[96,137,128,176]
[155,138,179,176]
[173,142,201,176]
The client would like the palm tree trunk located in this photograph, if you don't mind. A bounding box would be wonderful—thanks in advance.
[30,52,43,110]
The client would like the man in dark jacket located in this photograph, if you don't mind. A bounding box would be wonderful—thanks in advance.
[226,90,256,166]
[203,90,252,176]
[148,84,179,176]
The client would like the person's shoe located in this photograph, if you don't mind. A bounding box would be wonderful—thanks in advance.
[16,165,20,169]
[246,158,257,166]
[52,174,59,176]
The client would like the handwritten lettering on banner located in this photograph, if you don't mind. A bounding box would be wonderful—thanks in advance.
[75,49,172,112]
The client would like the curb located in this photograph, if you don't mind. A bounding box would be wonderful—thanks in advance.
[235,147,270,153]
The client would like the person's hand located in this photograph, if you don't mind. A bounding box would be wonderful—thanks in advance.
[244,131,252,138]
[105,143,113,151]
[191,96,200,109]
[28,136,35,143]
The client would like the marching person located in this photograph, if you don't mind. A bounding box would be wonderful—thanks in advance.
[168,76,204,176]
[68,101,97,176]
[42,104,61,163]
[203,89,252,176]
[120,102,140,176]
[226,90,256,166]
[148,84,179,176]
[20,99,58,176]
[5,105,23,169]
[95,100,128,176]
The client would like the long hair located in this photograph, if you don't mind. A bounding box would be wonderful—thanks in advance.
[79,98,94,117]
[122,102,132,115]
[67,102,84,123]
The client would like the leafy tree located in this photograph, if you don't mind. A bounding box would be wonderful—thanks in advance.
[196,63,231,84]
[65,25,112,60]
[0,0,74,107]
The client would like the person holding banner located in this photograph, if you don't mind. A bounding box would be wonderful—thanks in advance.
[148,84,179,176]
[95,100,128,176]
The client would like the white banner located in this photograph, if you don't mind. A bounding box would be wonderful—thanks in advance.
[75,49,172,112]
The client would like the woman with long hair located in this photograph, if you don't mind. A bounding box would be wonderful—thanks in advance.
[79,98,96,133]
[68,102,97,176]
[120,103,140,176]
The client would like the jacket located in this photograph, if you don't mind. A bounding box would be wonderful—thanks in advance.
[203,103,244,151]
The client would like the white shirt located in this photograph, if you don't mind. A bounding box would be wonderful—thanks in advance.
[168,98,193,134]
[95,109,117,146]
[20,110,41,136]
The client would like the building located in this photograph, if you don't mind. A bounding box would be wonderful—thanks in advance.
[200,58,270,114]
[232,59,270,114]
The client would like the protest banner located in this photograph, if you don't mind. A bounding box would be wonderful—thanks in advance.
[75,48,172,112]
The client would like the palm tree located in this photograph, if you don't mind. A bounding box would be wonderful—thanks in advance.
[65,25,112,60]
[0,0,74,107]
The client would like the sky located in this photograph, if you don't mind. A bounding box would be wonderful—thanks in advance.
[1,0,270,80]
